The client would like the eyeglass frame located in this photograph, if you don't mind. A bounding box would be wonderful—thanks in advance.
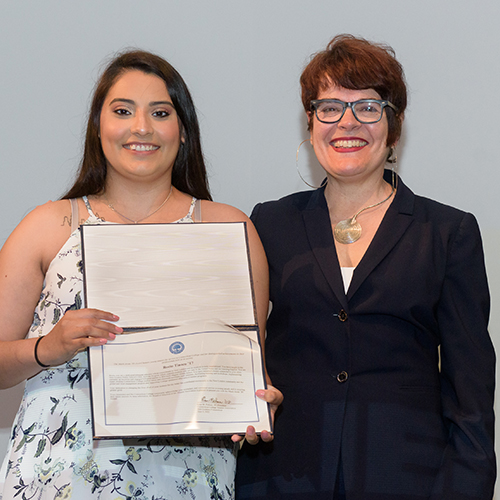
[310,98,398,124]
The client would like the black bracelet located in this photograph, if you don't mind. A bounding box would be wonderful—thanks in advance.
[34,336,50,368]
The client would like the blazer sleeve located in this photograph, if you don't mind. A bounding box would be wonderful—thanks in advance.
[432,212,496,499]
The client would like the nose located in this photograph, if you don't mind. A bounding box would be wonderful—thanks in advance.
[338,105,361,130]
[131,110,153,136]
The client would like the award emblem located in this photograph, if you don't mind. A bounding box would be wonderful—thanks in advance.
[169,341,185,355]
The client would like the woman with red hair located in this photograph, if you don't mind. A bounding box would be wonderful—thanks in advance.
[237,34,495,500]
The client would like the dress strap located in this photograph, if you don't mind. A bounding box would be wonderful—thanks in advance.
[193,198,202,222]
[82,196,105,223]
[69,198,79,232]
[82,196,94,216]
[185,197,197,221]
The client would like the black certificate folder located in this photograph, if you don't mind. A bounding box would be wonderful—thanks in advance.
[81,222,271,439]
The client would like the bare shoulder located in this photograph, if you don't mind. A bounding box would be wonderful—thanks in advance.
[2,200,73,272]
[199,200,250,223]
[19,200,73,236]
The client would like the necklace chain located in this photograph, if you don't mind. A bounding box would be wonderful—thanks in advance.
[334,172,397,244]
[104,187,173,224]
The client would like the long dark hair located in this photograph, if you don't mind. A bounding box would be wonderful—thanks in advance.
[62,49,212,200]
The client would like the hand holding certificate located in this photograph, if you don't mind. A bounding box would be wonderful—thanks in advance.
[81,222,272,438]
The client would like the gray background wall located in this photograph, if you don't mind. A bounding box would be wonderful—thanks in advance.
[1,0,499,495]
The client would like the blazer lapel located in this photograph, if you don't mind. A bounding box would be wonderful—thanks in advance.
[347,174,416,299]
[302,188,348,308]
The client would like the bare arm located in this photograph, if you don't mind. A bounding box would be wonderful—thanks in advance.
[0,201,121,389]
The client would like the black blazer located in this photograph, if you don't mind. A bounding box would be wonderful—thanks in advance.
[237,175,495,500]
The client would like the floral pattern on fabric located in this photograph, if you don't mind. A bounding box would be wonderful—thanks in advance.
[0,200,237,500]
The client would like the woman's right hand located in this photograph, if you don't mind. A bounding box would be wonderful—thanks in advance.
[35,308,123,367]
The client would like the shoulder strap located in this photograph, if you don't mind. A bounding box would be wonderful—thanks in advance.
[81,195,104,223]
[194,198,202,222]
[69,198,79,232]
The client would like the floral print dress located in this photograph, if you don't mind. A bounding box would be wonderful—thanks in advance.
[0,197,237,500]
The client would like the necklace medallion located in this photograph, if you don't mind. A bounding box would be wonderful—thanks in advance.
[334,218,362,244]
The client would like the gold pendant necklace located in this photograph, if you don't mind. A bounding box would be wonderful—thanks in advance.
[104,186,173,224]
[334,173,396,245]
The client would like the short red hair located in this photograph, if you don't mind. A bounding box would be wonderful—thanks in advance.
[300,34,407,146]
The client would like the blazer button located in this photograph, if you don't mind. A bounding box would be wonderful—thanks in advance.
[337,371,348,383]
[338,309,348,322]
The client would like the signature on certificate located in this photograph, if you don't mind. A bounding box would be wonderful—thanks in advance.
[200,396,232,406]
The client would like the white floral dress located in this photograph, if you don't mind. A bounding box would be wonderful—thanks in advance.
[0,197,237,500]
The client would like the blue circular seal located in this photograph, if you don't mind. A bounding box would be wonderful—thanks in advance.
[169,341,185,355]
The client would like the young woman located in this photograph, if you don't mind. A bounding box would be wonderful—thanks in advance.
[0,50,279,500]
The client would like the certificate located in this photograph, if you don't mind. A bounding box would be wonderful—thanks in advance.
[81,223,271,438]
[81,222,256,328]
[88,320,270,438]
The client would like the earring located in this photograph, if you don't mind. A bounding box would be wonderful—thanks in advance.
[296,139,327,189]
[387,146,397,165]
[387,147,399,191]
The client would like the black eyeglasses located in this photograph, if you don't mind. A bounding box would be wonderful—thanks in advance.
[310,99,398,124]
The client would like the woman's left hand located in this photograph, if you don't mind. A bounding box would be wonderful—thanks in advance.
[231,385,283,444]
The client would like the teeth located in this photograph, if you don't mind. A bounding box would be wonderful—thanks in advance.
[333,140,367,148]
[127,144,159,151]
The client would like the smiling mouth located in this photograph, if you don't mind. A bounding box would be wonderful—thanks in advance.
[332,139,368,148]
[124,144,160,151]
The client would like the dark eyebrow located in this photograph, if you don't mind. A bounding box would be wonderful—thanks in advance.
[109,98,134,106]
[108,98,175,107]
[150,100,175,107]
